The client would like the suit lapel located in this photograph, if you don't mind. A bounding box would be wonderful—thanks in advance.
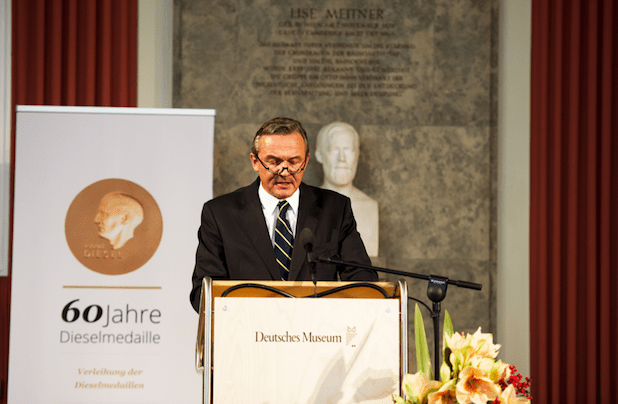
[240,179,280,280]
[289,183,320,280]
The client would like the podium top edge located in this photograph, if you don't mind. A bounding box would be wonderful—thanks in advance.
[212,281,393,287]
[210,281,399,299]
[16,105,217,116]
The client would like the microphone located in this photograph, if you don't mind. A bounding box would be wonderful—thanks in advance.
[299,228,317,288]
[299,228,315,263]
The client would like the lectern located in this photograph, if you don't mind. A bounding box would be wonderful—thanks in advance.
[195,277,408,403]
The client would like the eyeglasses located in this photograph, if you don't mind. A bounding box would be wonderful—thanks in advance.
[255,154,307,175]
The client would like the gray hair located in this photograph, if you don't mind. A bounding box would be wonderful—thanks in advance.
[251,117,309,156]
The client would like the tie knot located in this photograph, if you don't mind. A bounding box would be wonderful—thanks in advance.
[278,200,290,215]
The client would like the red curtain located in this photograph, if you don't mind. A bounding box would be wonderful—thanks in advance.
[0,1,137,402]
[530,0,618,403]
[12,0,137,106]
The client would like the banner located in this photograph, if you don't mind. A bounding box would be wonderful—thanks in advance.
[9,106,214,403]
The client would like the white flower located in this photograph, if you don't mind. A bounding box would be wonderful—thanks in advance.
[469,328,500,359]
[427,379,457,404]
[401,372,441,404]
[455,367,501,404]
[499,384,531,404]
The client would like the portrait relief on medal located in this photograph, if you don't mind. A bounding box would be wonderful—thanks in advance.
[65,179,163,275]
[95,192,144,250]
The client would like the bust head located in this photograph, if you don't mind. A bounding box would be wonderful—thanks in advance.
[94,193,144,250]
[315,122,360,188]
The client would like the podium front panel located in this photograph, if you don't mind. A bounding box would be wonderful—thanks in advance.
[212,297,399,403]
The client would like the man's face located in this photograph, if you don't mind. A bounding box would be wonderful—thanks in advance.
[250,132,309,199]
[94,197,124,239]
[319,130,358,186]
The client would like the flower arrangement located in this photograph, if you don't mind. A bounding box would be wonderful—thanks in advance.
[393,305,531,404]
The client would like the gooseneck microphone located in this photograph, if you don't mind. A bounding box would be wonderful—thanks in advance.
[299,228,315,262]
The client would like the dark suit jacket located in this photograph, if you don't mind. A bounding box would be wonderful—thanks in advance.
[190,178,377,311]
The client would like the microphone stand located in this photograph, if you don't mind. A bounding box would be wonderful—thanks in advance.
[317,256,482,381]
[306,250,318,298]
[309,258,317,297]
[299,228,318,297]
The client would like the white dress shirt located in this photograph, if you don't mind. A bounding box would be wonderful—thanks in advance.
[258,182,300,246]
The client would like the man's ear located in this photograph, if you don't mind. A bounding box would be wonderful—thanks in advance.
[250,153,260,172]
[120,213,130,225]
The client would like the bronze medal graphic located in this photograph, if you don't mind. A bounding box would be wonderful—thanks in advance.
[65,179,163,275]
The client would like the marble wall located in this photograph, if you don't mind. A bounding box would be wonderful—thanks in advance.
[174,0,499,370]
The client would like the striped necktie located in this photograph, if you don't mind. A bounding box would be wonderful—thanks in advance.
[274,200,293,280]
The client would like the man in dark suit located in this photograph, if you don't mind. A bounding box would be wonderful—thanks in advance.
[190,117,377,312]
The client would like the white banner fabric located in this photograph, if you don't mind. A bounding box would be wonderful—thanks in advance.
[9,106,214,403]
[213,297,400,403]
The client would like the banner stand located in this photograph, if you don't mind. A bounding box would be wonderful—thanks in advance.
[9,106,214,404]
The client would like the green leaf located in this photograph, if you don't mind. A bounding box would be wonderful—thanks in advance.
[441,311,455,383]
[392,394,410,404]
[443,310,454,343]
[414,304,432,379]
[440,361,452,384]
[404,384,420,404]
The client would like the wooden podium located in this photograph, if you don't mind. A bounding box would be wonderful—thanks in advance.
[195,277,408,403]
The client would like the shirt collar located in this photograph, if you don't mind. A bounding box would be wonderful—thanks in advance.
[258,182,300,215]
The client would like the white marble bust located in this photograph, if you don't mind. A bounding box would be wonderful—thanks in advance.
[315,122,379,257]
